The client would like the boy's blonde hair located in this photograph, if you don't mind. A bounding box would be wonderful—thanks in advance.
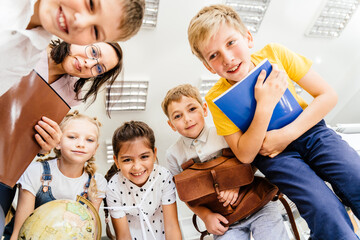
[117,0,145,41]
[161,84,203,118]
[188,4,248,62]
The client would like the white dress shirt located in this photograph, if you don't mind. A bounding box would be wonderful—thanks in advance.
[165,125,229,176]
[0,0,52,96]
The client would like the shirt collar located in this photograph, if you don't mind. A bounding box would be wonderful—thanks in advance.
[181,125,210,148]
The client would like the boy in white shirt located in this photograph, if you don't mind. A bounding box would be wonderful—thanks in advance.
[162,84,288,240]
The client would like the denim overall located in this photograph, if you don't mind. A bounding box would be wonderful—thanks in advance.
[34,161,91,208]
[2,162,92,240]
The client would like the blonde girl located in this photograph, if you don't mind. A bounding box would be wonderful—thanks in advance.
[105,121,182,240]
[10,111,106,240]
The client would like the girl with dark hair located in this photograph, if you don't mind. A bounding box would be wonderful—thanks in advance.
[105,121,182,240]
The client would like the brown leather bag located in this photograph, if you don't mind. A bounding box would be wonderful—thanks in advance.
[173,148,300,240]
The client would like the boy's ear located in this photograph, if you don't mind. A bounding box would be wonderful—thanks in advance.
[203,102,208,117]
[203,61,216,74]
[246,30,254,49]
[167,120,177,132]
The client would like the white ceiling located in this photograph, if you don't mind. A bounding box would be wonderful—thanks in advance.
[74,0,360,175]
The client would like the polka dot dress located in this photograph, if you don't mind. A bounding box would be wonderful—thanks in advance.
[106,164,176,240]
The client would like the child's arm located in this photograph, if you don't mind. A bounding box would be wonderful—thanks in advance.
[10,188,35,240]
[225,65,288,163]
[35,116,62,155]
[260,68,337,158]
[111,216,132,240]
[162,202,182,239]
[186,204,229,235]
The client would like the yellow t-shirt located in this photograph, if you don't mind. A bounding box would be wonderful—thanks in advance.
[205,43,312,136]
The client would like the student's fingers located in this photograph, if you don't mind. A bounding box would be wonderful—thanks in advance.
[265,64,280,83]
[216,215,229,235]
[220,190,230,204]
[218,191,225,200]
[216,225,229,235]
[255,69,267,87]
[222,191,234,207]
[230,191,239,205]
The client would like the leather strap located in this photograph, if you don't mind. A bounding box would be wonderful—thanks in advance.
[210,170,220,195]
[276,193,300,240]
[192,214,209,240]
[191,194,301,240]
[181,158,195,170]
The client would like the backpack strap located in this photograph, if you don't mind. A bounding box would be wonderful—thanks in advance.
[274,193,300,240]
[192,214,210,240]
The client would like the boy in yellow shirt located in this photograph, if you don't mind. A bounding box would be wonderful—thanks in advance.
[188,4,360,240]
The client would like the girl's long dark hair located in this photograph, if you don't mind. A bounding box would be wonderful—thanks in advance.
[49,39,123,116]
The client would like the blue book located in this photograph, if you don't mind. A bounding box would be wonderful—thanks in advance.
[213,59,303,132]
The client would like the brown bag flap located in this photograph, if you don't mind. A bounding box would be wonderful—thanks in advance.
[174,159,253,202]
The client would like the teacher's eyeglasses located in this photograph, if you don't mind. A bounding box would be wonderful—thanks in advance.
[85,45,106,77]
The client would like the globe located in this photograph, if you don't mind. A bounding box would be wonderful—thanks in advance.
[18,196,101,240]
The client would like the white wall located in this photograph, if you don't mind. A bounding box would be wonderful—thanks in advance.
[72,0,360,237]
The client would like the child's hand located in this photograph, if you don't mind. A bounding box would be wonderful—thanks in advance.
[254,64,288,109]
[203,212,229,235]
[35,116,62,154]
[218,187,239,207]
[260,128,291,158]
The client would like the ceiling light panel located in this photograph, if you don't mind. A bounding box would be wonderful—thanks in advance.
[106,81,149,112]
[225,0,271,33]
[143,0,160,28]
[105,140,114,163]
[306,0,360,38]
[199,79,218,102]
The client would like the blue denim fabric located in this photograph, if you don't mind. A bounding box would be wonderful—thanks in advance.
[0,182,16,218]
[34,161,56,209]
[214,201,289,240]
[34,161,91,208]
[254,120,360,240]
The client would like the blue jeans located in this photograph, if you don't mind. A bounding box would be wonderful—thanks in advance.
[214,201,289,240]
[254,120,360,240]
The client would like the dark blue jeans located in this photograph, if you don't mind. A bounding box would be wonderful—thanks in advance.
[254,120,360,240]
[0,182,16,238]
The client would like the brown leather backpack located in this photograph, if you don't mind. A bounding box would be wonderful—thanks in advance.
[173,148,300,240]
